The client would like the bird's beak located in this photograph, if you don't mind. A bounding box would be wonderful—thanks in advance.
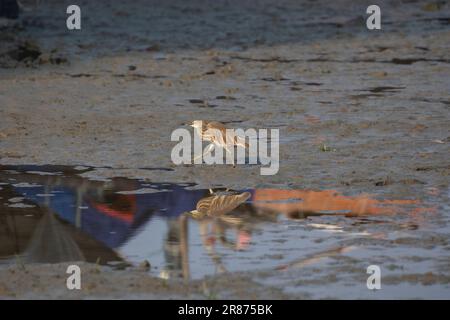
[186,210,203,219]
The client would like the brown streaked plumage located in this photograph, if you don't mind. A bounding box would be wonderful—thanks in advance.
[188,191,251,219]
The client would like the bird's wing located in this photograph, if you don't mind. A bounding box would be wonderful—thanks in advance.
[207,122,249,148]
[196,196,214,214]
[206,121,227,131]
[204,121,227,144]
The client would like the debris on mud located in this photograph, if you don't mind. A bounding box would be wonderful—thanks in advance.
[7,40,41,62]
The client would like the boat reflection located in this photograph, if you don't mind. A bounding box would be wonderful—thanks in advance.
[0,166,433,279]
[252,188,420,217]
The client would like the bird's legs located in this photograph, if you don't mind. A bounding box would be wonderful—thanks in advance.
[222,144,236,167]
[193,143,236,168]
[193,143,215,162]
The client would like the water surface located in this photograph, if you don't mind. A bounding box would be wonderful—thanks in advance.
[0,165,442,282]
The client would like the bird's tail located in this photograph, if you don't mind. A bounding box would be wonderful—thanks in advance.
[234,136,249,148]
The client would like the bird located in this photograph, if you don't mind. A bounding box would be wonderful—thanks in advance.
[189,120,248,162]
[187,191,251,219]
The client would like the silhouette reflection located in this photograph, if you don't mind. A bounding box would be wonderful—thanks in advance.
[0,166,432,279]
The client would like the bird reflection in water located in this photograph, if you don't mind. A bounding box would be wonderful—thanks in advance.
[185,190,254,274]
[0,166,436,280]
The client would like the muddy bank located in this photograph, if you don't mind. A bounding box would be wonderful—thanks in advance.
[0,262,293,299]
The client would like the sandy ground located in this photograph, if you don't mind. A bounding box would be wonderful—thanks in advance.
[0,0,449,299]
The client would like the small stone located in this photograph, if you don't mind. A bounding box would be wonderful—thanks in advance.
[146,44,160,52]
[38,53,50,64]
[49,55,68,65]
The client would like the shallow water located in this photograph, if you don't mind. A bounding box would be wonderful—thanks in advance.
[0,165,446,285]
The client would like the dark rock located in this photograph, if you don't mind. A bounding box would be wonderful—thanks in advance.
[0,0,19,19]
[145,44,160,52]
[138,260,151,271]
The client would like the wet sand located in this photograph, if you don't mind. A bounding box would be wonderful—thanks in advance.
[0,0,449,299]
